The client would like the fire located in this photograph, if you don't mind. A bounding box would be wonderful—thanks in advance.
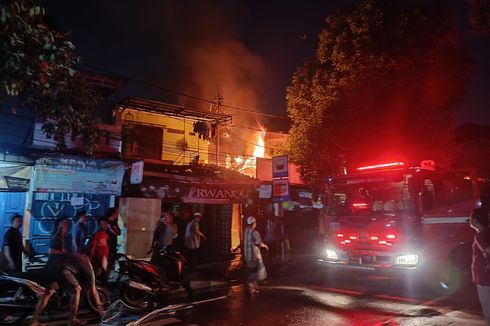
[253,129,266,158]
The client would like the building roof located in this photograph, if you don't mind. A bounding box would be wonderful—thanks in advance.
[118,97,232,126]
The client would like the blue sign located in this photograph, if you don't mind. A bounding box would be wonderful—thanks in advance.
[272,155,288,178]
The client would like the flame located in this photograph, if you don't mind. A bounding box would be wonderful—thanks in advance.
[253,129,266,158]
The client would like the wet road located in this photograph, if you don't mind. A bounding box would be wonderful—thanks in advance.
[32,258,487,325]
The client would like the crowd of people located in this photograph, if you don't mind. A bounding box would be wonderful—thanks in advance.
[0,209,121,326]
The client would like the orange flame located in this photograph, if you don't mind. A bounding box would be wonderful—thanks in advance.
[253,129,266,158]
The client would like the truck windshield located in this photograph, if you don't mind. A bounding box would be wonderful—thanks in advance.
[327,174,413,215]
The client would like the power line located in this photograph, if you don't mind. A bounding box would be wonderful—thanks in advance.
[80,62,290,120]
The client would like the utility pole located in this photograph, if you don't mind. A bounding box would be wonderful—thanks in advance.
[214,93,223,166]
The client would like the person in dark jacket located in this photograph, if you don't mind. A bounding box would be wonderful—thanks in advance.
[105,208,120,273]
[2,214,29,272]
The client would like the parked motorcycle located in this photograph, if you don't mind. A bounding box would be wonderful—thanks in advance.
[116,247,192,309]
[0,270,110,325]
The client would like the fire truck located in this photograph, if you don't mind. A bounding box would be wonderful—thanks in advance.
[318,160,488,294]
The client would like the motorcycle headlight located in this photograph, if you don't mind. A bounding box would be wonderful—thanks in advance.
[394,254,419,266]
[326,249,339,260]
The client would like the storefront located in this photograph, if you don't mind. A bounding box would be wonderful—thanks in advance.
[120,166,255,260]
[28,156,125,256]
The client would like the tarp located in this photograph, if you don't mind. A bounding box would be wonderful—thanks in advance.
[0,163,32,191]
[34,157,125,195]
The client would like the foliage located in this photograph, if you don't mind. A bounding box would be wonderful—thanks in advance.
[286,0,473,186]
[0,0,100,152]
[466,0,490,34]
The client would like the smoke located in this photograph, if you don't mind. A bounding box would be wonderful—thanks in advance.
[160,0,267,157]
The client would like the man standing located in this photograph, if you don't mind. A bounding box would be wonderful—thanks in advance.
[71,211,88,253]
[185,212,207,266]
[470,207,490,325]
[243,216,268,294]
[2,214,28,272]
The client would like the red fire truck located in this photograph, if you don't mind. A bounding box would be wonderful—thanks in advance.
[318,160,488,294]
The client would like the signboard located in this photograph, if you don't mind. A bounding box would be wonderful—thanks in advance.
[130,160,144,184]
[272,155,288,178]
[34,157,125,195]
[127,178,252,204]
[0,163,31,191]
[259,184,272,199]
[273,179,289,202]
[182,184,250,204]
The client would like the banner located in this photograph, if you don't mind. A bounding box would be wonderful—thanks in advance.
[34,157,125,195]
[127,177,251,204]
[0,163,32,191]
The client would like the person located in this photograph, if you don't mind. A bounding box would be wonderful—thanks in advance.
[470,207,490,325]
[185,212,207,266]
[151,212,178,257]
[174,209,190,253]
[32,253,104,326]
[2,214,29,272]
[105,208,121,272]
[71,211,88,253]
[51,217,69,254]
[149,212,178,285]
[264,216,281,268]
[90,217,110,281]
[32,217,103,326]
[243,216,268,294]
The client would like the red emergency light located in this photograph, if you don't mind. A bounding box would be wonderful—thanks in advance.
[356,162,405,172]
[352,202,369,209]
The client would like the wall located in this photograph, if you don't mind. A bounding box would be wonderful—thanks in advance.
[29,192,115,254]
[122,109,209,165]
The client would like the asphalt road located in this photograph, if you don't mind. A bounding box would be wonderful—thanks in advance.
[29,257,487,325]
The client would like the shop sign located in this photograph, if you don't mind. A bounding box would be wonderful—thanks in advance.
[34,157,125,195]
[182,184,250,204]
[259,184,272,199]
[130,160,144,184]
[0,163,31,191]
[273,179,289,202]
[272,155,288,178]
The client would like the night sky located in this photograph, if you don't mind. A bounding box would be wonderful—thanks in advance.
[42,0,490,129]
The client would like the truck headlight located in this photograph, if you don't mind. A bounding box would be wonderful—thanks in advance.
[394,254,419,265]
[326,249,339,260]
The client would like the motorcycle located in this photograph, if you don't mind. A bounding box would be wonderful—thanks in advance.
[0,270,110,325]
[116,247,192,309]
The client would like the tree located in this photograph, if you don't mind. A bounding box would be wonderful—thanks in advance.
[466,0,490,34]
[0,0,100,152]
[286,0,473,186]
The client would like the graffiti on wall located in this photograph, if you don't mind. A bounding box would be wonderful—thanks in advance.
[31,192,115,249]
